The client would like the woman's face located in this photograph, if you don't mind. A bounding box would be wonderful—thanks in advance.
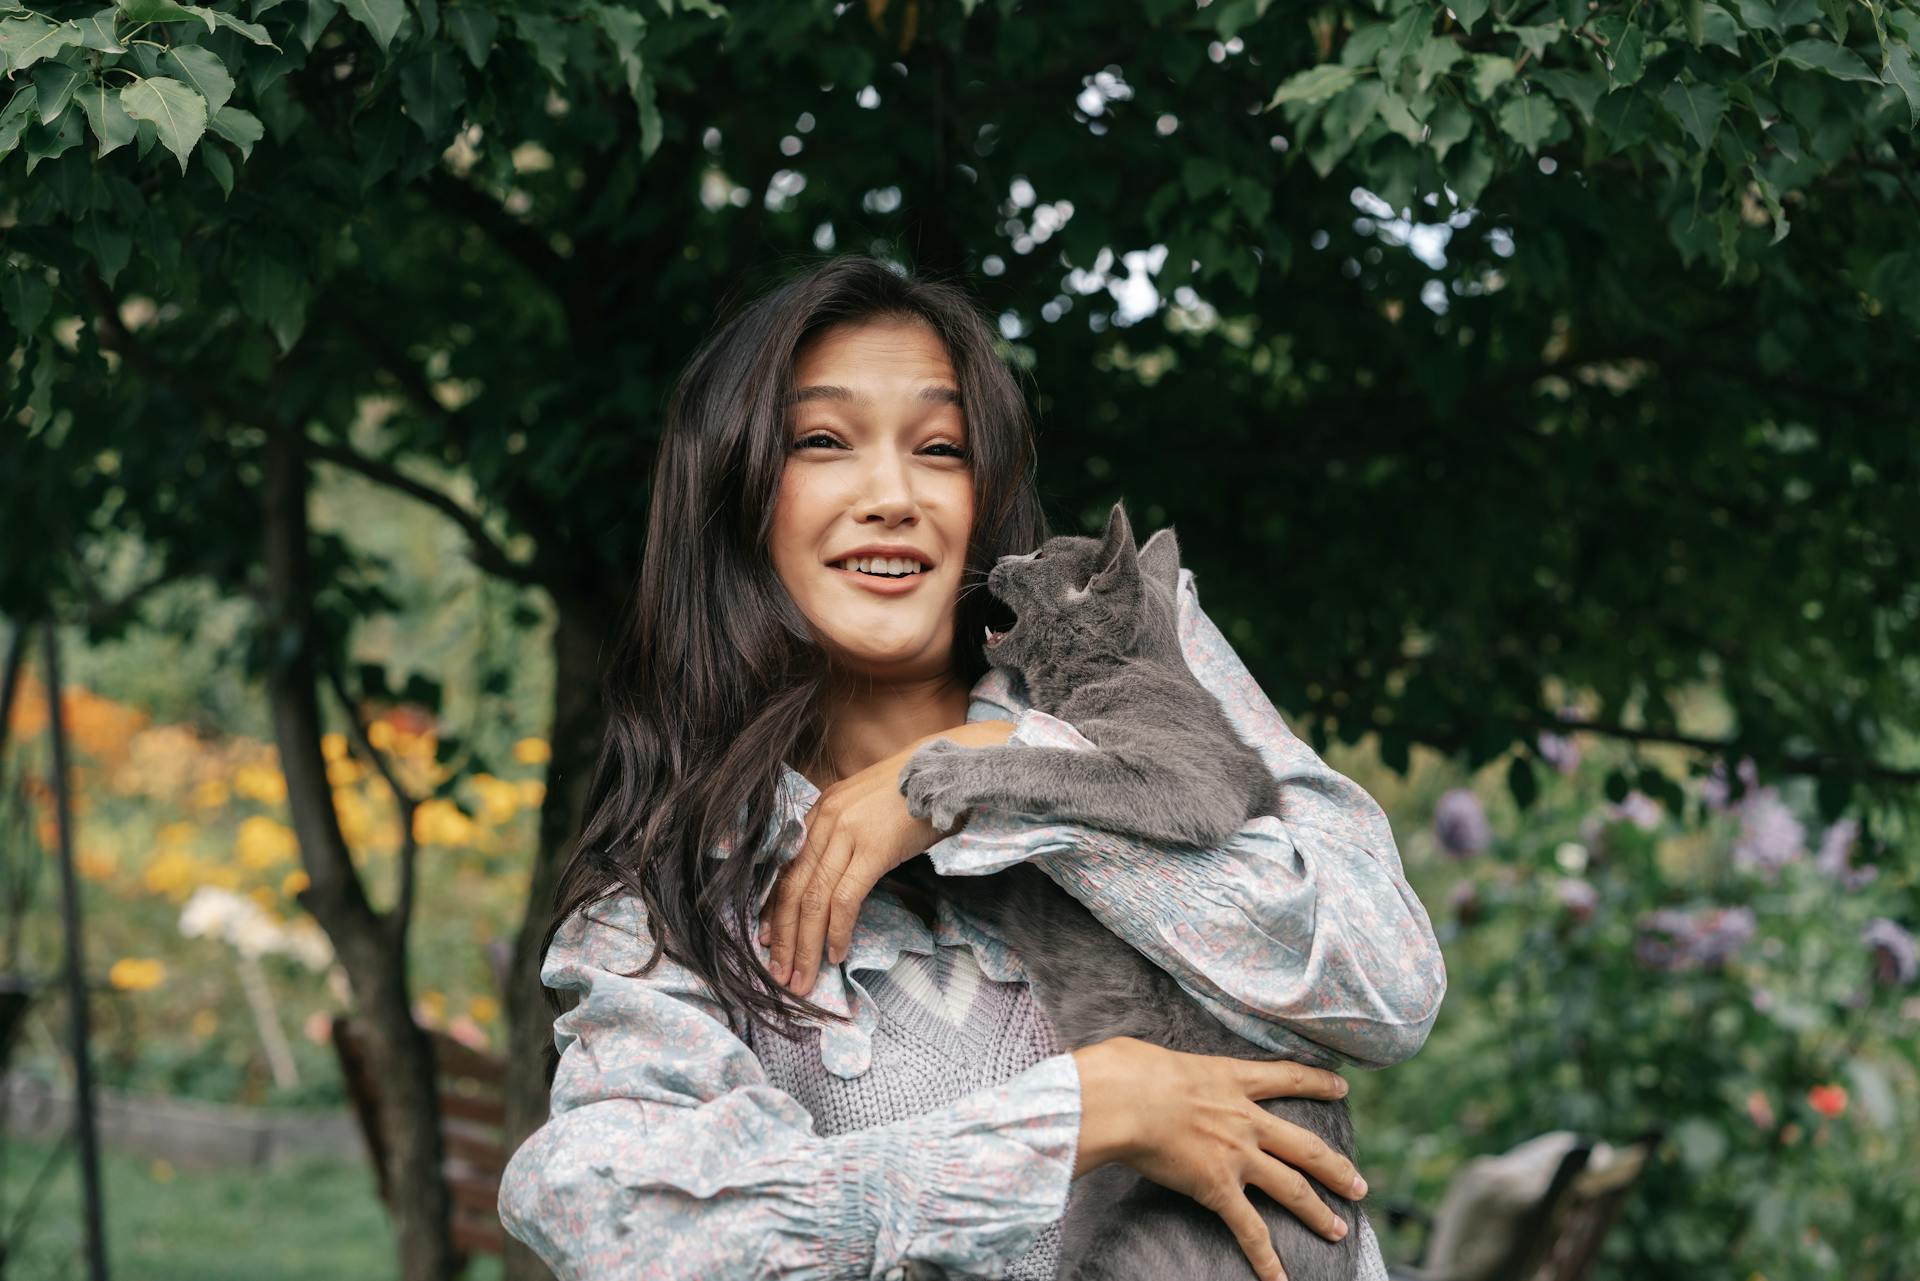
[770,317,975,683]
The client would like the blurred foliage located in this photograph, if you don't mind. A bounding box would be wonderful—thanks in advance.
[1344,718,1919,1279]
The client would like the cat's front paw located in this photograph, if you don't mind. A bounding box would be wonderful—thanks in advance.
[900,737,976,832]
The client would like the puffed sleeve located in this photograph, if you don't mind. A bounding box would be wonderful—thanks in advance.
[933,567,1446,1071]
[498,893,1083,1280]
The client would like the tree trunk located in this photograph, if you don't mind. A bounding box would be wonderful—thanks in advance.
[499,602,609,1281]
[261,429,458,1281]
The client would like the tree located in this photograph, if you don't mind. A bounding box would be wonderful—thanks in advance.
[4,0,1916,1275]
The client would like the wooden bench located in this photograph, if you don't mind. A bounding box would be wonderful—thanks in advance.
[331,1016,510,1264]
[1384,1128,1661,1281]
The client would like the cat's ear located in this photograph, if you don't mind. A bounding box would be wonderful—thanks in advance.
[1138,527,1181,594]
[1088,501,1139,595]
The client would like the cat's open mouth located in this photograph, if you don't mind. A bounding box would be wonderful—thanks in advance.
[983,619,1017,648]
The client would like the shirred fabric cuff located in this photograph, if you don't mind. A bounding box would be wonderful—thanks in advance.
[835,1051,1081,1279]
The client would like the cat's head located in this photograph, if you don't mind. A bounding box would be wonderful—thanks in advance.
[980,501,1182,676]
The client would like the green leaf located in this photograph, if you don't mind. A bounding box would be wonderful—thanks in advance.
[237,252,309,352]
[162,45,234,118]
[1660,79,1727,149]
[399,43,464,139]
[1340,21,1392,69]
[30,60,82,124]
[1507,754,1538,810]
[1593,86,1654,152]
[22,104,84,173]
[513,12,568,86]
[1470,53,1516,101]
[201,7,280,47]
[120,74,209,173]
[117,0,213,28]
[77,82,139,157]
[1450,0,1489,35]
[298,0,338,51]
[1606,22,1645,88]
[1496,90,1560,154]
[1181,155,1232,199]
[1731,0,1782,33]
[1378,90,1425,143]
[444,5,498,68]
[78,216,133,286]
[1377,5,1431,83]
[0,15,84,71]
[340,0,406,52]
[0,86,37,156]
[1269,63,1362,109]
[199,135,233,195]
[1884,45,1920,128]
[75,10,127,52]
[1495,20,1561,61]
[1532,67,1606,124]
[1412,37,1463,94]
[2,264,53,332]
[208,104,263,159]
[1777,38,1880,82]
[1426,95,1473,159]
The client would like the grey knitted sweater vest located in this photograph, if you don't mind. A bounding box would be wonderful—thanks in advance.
[749,942,1067,1280]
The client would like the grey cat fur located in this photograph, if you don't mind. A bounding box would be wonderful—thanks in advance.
[892,501,1365,1281]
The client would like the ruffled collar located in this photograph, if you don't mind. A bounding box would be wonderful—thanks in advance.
[716,667,1036,1079]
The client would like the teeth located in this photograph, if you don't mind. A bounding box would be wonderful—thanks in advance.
[835,556,927,576]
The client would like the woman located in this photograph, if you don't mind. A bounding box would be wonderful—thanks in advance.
[499,254,1445,1281]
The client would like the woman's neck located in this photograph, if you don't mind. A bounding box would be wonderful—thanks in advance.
[801,669,972,791]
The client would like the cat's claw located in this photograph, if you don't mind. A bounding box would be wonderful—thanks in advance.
[900,737,975,832]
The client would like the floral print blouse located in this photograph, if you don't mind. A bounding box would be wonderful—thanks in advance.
[499,566,1447,1279]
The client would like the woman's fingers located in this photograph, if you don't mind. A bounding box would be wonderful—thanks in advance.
[1250,1105,1367,1203]
[763,810,831,983]
[788,827,855,994]
[1244,1146,1352,1244]
[1241,1059,1349,1103]
[1211,1188,1287,1281]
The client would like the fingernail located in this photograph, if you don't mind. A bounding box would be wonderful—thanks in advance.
[1351,1175,1368,1198]
[1336,1079,1349,1096]
[1331,1219,1348,1239]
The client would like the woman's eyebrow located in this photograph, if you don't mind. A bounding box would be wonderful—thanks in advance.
[789,384,961,407]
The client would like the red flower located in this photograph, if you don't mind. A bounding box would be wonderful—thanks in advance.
[1807,1083,1848,1118]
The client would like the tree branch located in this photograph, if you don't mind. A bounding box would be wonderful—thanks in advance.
[321,655,424,942]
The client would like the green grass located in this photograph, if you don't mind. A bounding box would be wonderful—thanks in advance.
[0,1139,502,1281]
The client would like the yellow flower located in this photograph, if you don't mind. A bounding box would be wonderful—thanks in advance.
[515,778,545,808]
[232,762,287,805]
[413,797,477,848]
[468,995,500,1025]
[367,718,396,751]
[149,1159,175,1184]
[320,731,349,762]
[250,887,280,916]
[143,849,200,899]
[332,787,375,847]
[235,815,298,869]
[189,779,230,811]
[158,821,199,847]
[190,1009,218,1038]
[470,774,520,825]
[282,870,310,898]
[417,990,448,1025]
[326,756,364,787]
[513,737,551,765]
[109,958,166,992]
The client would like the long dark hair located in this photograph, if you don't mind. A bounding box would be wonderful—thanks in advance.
[544,253,1050,1040]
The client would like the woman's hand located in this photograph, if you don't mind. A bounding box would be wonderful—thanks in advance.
[1072,1037,1365,1281]
[759,720,1015,994]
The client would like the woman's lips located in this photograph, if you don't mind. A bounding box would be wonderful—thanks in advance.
[828,564,929,596]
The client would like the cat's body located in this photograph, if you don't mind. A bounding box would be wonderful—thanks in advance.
[893,502,1365,1281]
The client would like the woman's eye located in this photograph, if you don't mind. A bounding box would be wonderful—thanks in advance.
[793,432,843,450]
[924,442,970,460]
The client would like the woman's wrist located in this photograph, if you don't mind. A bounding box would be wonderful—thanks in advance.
[1069,1037,1143,1178]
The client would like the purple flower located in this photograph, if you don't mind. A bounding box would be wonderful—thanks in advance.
[1433,788,1491,859]
[1815,818,1879,890]
[1633,904,1756,971]
[1700,756,1759,812]
[1730,787,1805,877]
[1607,790,1663,832]
[1536,730,1581,776]
[1555,877,1598,922]
[1863,918,1917,987]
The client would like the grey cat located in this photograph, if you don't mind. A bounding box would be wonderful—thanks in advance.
[891,500,1365,1281]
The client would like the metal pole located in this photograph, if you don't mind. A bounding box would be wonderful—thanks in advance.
[40,620,110,1281]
